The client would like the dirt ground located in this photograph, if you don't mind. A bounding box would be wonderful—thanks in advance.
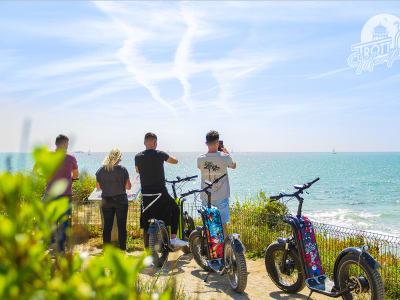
[137,251,332,300]
[74,239,332,300]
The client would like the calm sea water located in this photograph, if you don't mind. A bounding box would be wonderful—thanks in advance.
[1,152,399,237]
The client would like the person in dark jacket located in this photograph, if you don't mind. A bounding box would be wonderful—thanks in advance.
[96,149,131,250]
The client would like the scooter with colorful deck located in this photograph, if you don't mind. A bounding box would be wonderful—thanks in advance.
[184,174,248,293]
[265,177,384,300]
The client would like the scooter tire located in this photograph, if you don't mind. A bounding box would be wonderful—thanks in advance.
[336,253,384,300]
[149,223,169,268]
[265,242,305,293]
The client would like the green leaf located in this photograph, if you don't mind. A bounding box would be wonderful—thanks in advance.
[33,146,65,180]
[48,179,68,198]
[45,197,69,223]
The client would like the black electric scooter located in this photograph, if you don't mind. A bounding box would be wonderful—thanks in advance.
[145,175,197,267]
[265,177,384,299]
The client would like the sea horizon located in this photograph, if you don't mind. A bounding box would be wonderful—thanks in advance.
[1,152,399,238]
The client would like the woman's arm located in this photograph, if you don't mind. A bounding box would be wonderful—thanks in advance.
[125,178,132,190]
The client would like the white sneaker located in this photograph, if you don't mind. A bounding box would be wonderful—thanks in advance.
[170,238,189,248]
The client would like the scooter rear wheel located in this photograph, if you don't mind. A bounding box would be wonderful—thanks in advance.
[224,241,248,293]
[336,253,384,300]
[265,242,305,293]
[182,215,195,254]
[149,223,169,268]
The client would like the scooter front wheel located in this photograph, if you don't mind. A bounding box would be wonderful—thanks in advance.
[182,215,195,254]
[148,223,169,267]
[189,229,211,271]
[265,242,305,293]
[336,253,384,300]
[224,241,247,293]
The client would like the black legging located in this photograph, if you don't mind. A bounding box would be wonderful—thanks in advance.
[101,195,128,250]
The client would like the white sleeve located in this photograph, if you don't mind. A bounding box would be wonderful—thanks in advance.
[197,158,201,169]
[225,154,234,168]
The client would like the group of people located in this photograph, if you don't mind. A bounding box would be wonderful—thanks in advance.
[46,130,236,252]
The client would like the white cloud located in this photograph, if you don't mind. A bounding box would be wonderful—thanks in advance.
[308,67,351,80]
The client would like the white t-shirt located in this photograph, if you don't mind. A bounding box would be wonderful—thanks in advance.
[197,152,234,201]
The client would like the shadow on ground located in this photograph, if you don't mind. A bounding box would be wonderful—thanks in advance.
[269,291,310,299]
[190,268,250,300]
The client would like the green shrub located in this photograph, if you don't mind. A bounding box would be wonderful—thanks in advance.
[72,172,96,203]
[0,146,183,300]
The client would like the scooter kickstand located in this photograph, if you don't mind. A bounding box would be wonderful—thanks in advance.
[306,290,313,300]
[204,273,210,283]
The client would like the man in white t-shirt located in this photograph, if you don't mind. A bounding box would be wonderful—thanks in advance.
[197,130,237,236]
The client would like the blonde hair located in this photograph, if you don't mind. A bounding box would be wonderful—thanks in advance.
[103,149,122,171]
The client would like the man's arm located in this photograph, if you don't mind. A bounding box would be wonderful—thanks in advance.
[166,155,178,164]
[72,156,79,179]
[96,181,101,191]
[135,166,140,174]
[72,168,79,179]
[222,146,236,169]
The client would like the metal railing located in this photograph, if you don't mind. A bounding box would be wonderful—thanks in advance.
[71,200,400,297]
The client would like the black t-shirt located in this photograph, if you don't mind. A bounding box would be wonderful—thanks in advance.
[96,165,129,197]
[135,149,169,189]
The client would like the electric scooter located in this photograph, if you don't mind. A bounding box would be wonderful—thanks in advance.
[184,174,248,293]
[265,177,384,300]
[144,175,197,267]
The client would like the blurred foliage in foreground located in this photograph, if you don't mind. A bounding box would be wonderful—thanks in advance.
[0,146,183,300]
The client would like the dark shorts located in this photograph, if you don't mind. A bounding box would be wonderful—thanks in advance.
[140,186,176,230]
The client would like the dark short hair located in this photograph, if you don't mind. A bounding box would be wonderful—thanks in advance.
[55,134,69,146]
[206,130,219,143]
[144,132,157,141]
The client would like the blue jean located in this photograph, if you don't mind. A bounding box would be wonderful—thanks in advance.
[203,198,230,224]
[56,195,72,252]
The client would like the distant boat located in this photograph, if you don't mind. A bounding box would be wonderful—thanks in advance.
[88,150,91,156]
[332,148,337,154]
[74,151,84,154]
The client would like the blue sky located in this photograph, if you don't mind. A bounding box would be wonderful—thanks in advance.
[0,1,399,152]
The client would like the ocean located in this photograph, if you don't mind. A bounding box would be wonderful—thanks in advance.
[1,152,399,237]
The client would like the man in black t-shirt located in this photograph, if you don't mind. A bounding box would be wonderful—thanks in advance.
[135,132,188,248]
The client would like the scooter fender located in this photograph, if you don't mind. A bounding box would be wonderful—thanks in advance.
[333,246,381,280]
[226,233,246,253]
[147,219,164,235]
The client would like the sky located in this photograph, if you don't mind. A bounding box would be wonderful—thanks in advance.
[0,1,399,153]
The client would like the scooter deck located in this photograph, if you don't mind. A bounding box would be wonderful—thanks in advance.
[306,275,349,297]
[306,275,335,293]
[207,258,224,272]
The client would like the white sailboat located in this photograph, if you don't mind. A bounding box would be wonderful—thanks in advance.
[332,148,336,154]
